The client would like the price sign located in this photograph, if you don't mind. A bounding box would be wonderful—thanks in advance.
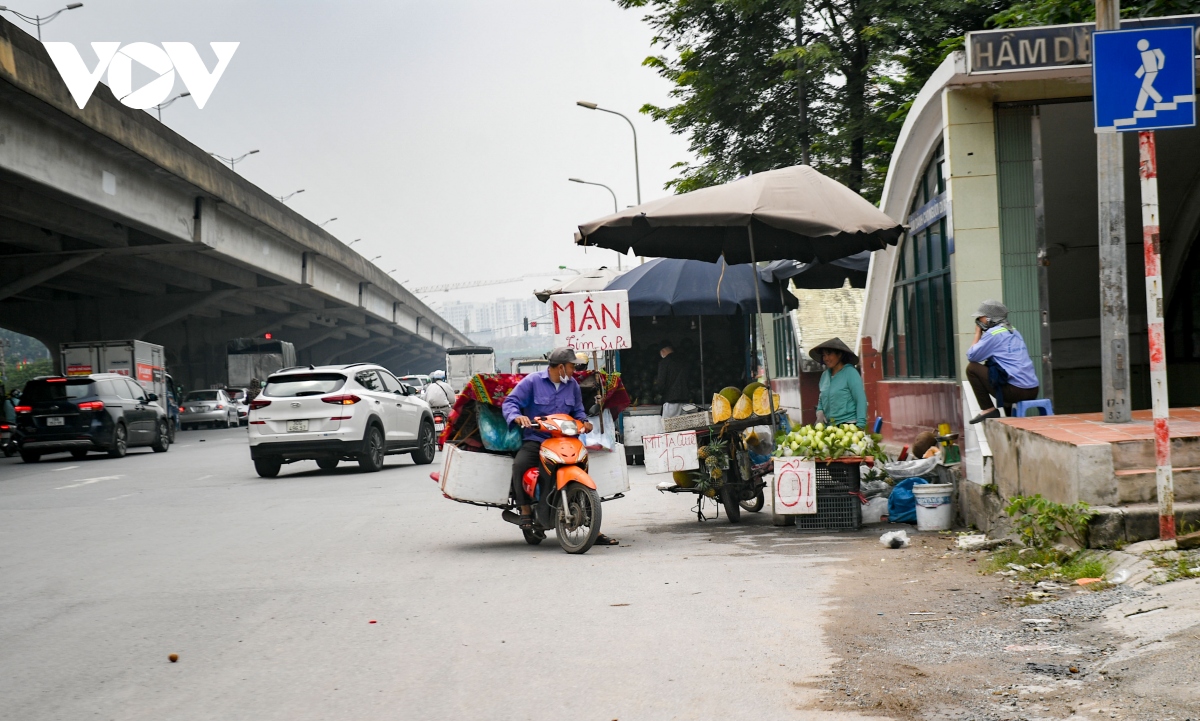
[551,290,631,351]
[773,458,817,515]
[642,430,699,475]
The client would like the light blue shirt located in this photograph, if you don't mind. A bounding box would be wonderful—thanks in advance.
[967,326,1039,389]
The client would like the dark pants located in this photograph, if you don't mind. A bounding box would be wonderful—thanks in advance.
[510,440,542,507]
[966,361,1038,414]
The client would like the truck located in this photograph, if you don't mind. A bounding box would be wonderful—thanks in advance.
[227,338,297,387]
[510,357,549,375]
[446,346,496,392]
[60,340,168,412]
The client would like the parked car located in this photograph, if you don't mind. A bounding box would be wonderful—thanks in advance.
[226,388,250,425]
[13,374,171,462]
[180,389,240,430]
[247,363,437,478]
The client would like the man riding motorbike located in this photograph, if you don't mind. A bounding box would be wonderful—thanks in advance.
[424,370,455,412]
[501,347,618,546]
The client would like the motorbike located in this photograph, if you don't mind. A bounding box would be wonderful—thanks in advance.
[1,421,14,457]
[500,414,603,554]
[431,407,449,451]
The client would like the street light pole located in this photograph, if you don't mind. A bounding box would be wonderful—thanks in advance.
[277,189,305,202]
[319,217,337,228]
[568,177,621,270]
[576,101,641,205]
[154,91,190,121]
[0,3,83,41]
[209,149,259,174]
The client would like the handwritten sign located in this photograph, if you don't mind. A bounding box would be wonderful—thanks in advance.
[551,290,631,351]
[642,430,699,475]
[773,458,817,515]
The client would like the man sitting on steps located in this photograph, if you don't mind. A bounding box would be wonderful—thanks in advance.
[966,299,1039,424]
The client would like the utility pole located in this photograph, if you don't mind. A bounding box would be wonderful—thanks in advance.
[1096,0,1131,423]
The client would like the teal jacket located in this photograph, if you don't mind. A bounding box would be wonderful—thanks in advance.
[817,364,867,428]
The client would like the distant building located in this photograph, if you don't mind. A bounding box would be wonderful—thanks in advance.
[431,297,553,341]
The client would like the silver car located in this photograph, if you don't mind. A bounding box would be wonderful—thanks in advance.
[180,389,239,430]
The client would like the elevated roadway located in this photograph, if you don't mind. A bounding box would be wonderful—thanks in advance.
[0,21,468,387]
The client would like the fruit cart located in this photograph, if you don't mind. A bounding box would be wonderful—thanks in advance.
[655,415,780,523]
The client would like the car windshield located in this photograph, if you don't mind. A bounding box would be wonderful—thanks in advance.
[21,378,94,403]
[399,377,425,386]
[227,390,245,400]
[263,373,346,397]
[185,391,220,402]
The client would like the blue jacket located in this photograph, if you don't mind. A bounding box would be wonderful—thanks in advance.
[501,370,588,442]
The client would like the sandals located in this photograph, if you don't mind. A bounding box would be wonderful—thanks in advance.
[595,534,619,546]
[519,514,534,531]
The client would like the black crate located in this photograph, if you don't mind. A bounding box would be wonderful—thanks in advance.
[795,492,862,531]
[815,461,861,493]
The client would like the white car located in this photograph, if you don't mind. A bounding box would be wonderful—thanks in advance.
[247,363,437,478]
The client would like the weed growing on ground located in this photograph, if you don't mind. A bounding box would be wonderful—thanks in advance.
[1148,550,1200,583]
[1005,495,1095,548]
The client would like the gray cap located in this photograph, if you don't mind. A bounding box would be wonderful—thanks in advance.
[546,347,578,365]
[973,299,1008,320]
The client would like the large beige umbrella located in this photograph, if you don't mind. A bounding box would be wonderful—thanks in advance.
[575,165,903,265]
[534,267,623,303]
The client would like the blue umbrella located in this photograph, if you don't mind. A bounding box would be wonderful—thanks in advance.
[603,257,798,317]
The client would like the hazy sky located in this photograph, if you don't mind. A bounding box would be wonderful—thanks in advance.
[22,0,693,306]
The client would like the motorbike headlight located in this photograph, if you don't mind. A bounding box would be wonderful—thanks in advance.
[559,420,578,436]
[540,447,563,465]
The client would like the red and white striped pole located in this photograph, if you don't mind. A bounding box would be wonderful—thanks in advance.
[1138,130,1175,541]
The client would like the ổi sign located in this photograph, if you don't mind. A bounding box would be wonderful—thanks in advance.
[773,457,817,515]
[551,290,630,351]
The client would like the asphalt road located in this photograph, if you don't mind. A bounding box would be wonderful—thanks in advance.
[0,427,885,721]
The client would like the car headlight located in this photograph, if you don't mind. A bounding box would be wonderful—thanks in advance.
[540,447,563,465]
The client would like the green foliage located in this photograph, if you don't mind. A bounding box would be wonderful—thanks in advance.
[989,0,1200,28]
[696,436,730,493]
[1005,494,1095,549]
[984,546,1108,583]
[4,358,54,395]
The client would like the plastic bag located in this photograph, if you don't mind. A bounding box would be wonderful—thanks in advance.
[861,479,892,499]
[861,496,890,524]
[581,410,616,451]
[883,456,939,479]
[880,529,910,548]
[477,404,522,453]
[887,477,928,524]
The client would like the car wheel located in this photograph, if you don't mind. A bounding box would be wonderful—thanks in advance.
[316,458,339,471]
[71,449,89,459]
[107,423,128,458]
[358,425,385,472]
[151,420,170,453]
[3,445,15,458]
[20,449,40,463]
[411,421,437,465]
[254,458,282,478]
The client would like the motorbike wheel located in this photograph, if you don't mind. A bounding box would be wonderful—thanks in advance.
[555,481,602,554]
[721,489,742,524]
[3,445,15,458]
[739,487,766,513]
[522,528,544,545]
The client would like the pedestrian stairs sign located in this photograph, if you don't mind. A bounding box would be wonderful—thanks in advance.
[1094,26,1196,132]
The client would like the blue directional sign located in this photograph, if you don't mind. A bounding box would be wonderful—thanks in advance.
[1094,26,1196,132]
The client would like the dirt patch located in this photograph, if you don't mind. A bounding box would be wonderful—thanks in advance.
[808,525,1198,720]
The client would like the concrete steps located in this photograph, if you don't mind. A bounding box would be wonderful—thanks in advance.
[1111,437,1200,503]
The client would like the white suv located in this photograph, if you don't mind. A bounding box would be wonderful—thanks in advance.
[247,363,437,477]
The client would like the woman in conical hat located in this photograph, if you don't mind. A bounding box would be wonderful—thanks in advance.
[810,338,866,429]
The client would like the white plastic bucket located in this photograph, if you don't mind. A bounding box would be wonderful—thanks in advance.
[913,483,953,531]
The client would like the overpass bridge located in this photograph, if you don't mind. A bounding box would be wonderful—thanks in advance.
[0,22,469,389]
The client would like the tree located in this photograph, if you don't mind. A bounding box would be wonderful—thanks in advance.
[989,0,1200,27]
[617,0,1002,201]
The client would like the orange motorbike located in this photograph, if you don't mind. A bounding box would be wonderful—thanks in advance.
[501,414,602,554]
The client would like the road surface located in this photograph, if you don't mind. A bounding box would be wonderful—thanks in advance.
[0,427,883,720]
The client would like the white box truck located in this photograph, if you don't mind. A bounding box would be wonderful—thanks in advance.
[227,338,297,387]
[60,340,168,411]
[446,346,495,392]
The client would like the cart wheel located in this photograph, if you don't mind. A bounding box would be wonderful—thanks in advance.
[522,528,544,545]
[739,488,765,513]
[721,491,742,524]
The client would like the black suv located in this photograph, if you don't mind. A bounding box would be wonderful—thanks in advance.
[14,374,171,463]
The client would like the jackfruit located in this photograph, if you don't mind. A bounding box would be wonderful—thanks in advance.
[732,393,753,420]
[711,392,732,422]
[673,471,696,488]
[750,387,781,416]
[742,382,764,398]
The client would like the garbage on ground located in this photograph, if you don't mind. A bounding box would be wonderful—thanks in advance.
[861,496,889,524]
[1075,577,1104,586]
[880,529,910,548]
[882,456,939,479]
[956,534,1012,552]
[887,477,928,524]
[1108,568,1131,584]
[1007,563,1029,572]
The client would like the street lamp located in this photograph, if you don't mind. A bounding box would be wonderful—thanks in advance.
[348,238,362,246]
[319,217,337,227]
[558,265,582,275]
[277,189,305,202]
[576,100,641,205]
[153,91,190,121]
[0,3,82,41]
[368,255,381,262]
[568,178,622,269]
[210,149,259,174]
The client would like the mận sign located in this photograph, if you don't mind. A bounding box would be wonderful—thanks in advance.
[551,290,631,351]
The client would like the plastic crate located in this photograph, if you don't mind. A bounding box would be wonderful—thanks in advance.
[815,461,861,493]
[663,410,712,432]
[795,492,862,531]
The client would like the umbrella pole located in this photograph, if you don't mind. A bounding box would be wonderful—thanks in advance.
[697,315,705,402]
[747,226,779,437]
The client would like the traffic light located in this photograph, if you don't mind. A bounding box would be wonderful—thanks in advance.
[523,317,529,332]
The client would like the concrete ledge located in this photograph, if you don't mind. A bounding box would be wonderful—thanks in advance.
[1088,503,1200,547]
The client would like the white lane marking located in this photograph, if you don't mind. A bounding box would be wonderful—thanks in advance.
[53,466,80,471]
[56,475,123,490]
[195,474,213,481]
[105,493,136,501]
